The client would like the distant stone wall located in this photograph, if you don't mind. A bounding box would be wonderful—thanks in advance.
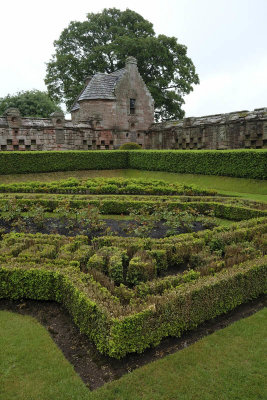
[147,108,267,150]
[0,109,116,151]
[0,107,266,151]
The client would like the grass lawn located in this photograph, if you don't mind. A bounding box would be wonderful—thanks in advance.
[0,307,266,400]
[0,311,89,400]
[0,169,266,202]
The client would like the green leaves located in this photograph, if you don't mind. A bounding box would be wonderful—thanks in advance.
[0,90,61,118]
[45,8,199,119]
[128,149,267,179]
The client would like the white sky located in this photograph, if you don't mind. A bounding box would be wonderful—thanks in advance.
[0,0,266,118]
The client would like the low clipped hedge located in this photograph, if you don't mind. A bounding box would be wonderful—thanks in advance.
[0,149,266,179]
[108,257,267,357]
[1,197,265,220]
[0,178,217,196]
[0,256,266,358]
[0,218,266,358]
[128,149,267,179]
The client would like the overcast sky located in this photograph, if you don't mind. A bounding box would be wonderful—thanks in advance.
[1,0,266,117]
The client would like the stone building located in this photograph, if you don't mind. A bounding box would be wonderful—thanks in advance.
[0,56,266,151]
[71,56,154,133]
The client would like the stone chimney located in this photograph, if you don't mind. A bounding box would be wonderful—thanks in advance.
[125,56,138,72]
[84,75,92,85]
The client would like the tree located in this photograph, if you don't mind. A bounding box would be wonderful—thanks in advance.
[0,90,62,118]
[45,8,199,121]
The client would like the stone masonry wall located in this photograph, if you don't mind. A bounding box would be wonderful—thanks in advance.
[146,108,267,150]
[113,61,155,132]
[0,108,266,152]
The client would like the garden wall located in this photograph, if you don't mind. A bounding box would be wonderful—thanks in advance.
[1,108,267,152]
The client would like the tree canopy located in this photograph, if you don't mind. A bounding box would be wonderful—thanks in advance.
[0,90,62,118]
[45,8,199,121]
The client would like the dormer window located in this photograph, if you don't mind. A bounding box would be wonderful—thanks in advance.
[130,98,136,114]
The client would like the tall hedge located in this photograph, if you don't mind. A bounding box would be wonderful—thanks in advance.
[128,150,267,179]
[0,151,128,175]
[0,149,266,179]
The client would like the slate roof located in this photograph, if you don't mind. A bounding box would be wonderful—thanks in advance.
[70,68,126,112]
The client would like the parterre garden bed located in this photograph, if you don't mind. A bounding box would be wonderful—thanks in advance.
[0,173,266,359]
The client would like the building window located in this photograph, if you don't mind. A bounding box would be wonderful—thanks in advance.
[19,139,24,145]
[7,139,12,145]
[31,139,36,145]
[130,98,136,114]
[101,140,105,145]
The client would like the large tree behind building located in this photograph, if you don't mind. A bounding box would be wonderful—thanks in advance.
[45,8,199,121]
[0,90,62,118]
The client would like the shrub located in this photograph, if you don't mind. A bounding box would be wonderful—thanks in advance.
[87,253,105,272]
[108,251,127,285]
[126,252,156,285]
[147,249,168,274]
[119,142,141,150]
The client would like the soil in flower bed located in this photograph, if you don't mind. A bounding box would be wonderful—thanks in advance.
[0,296,265,390]
[0,218,207,239]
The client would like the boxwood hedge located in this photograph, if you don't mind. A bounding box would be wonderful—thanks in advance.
[128,149,267,179]
[0,256,266,358]
[0,151,128,175]
[0,149,266,179]
[0,218,266,358]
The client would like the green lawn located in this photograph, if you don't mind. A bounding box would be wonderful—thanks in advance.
[0,169,266,202]
[0,307,266,400]
[0,311,89,400]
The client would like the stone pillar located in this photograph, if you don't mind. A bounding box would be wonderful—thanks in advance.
[4,108,22,128]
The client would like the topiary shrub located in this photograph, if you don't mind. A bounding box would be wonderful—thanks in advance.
[119,142,141,150]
